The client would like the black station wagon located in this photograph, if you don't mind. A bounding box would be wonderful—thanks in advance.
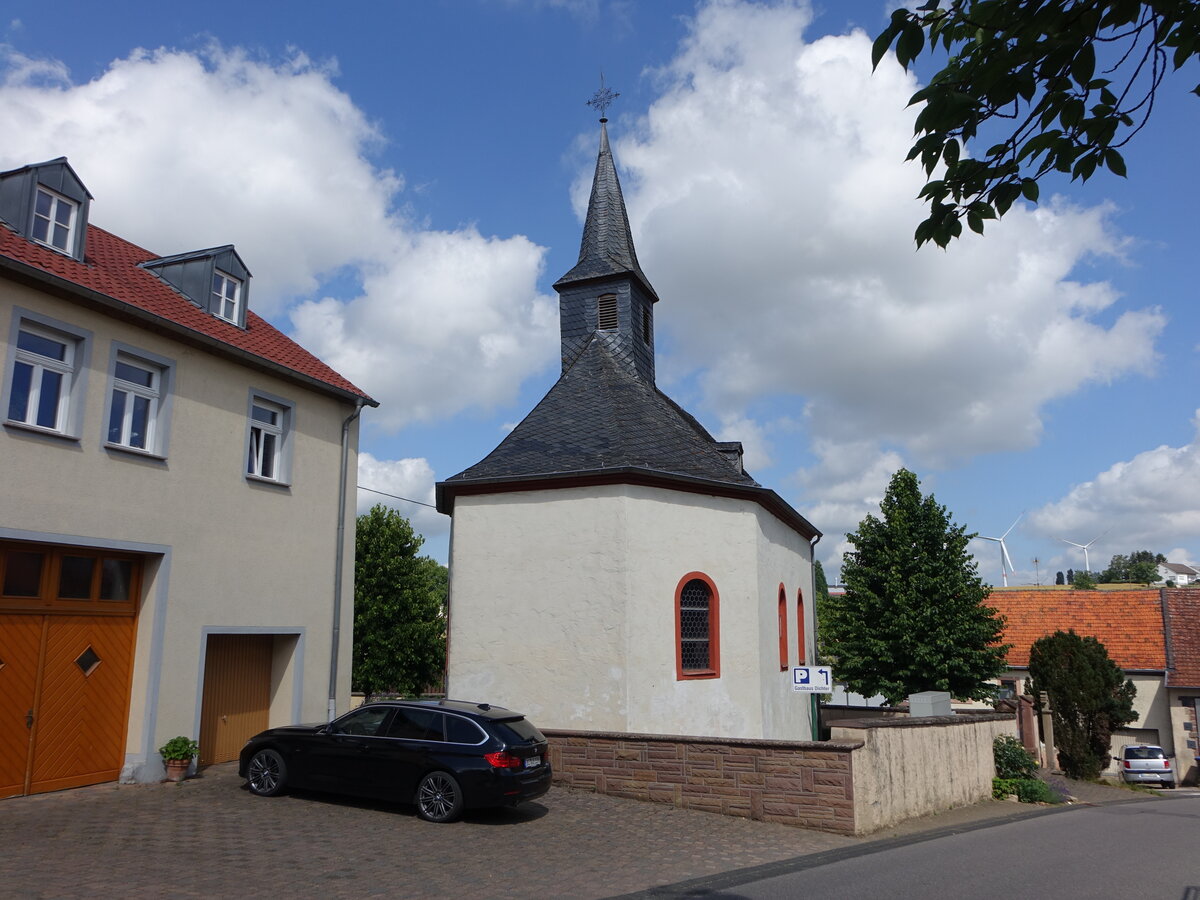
[238,700,552,822]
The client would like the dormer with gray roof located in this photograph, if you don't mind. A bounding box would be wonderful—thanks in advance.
[0,158,93,262]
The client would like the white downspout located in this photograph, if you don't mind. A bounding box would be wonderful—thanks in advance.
[329,398,366,721]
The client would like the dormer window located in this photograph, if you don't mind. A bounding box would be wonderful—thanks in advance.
[212,271,242,323]
[32,187,79,253]
[140,245,252,328]
[0,158,92,261]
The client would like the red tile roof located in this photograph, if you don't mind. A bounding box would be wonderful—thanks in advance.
[988,588,1166,671]
[0,222,374,403]
[1164,589,1200,687]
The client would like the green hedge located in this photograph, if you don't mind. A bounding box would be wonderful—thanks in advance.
[992,777,1058,803]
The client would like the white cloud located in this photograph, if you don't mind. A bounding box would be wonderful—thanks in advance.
[1026,411,1200,565]
[614,0,1164,474]
[0,43,557,431]
[355,452,447,540]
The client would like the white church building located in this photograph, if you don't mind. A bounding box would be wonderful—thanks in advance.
[436,114,821,742]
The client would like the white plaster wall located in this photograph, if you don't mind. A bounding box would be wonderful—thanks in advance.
[2,282,357,773]
[447,482,814,741]
[833,716,1015,834]
[447,486,629,730]
[751,505,815,742]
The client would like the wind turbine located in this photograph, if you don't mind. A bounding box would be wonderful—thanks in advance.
[1059,531,1108,574]
[979,514,1022,587]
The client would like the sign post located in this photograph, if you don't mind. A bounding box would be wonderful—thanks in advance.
[791,665,832,693]
[792,666,832,741]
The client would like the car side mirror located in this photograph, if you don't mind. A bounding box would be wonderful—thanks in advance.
[1112,756,1120,762]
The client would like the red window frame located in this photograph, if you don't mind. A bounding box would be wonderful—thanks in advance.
[675,572,720,680]
[796,588,807,666]
[777,584,788,670]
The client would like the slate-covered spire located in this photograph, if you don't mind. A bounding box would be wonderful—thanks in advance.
[554,119,658,301]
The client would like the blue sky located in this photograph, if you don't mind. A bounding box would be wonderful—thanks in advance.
[4,0,1198,584]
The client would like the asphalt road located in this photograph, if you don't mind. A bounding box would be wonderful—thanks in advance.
[631,793,1200,899]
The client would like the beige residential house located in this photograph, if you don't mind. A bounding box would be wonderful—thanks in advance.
[0,157,376,798]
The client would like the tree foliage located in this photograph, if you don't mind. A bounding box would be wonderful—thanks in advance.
[874,1,1200,247]
[1055,570,1066,585]
[824,468,1009,703]
[353,505,447,700]
[1071,569,1098,590]
[813,558,834,664]
[1100,550,1165,583]
[1029,629,1137,779]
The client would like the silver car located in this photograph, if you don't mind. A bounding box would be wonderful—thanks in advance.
[1115,744,1175,788]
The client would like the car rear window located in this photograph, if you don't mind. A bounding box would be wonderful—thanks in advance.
[445,715,486,744]
[491,717,545,745]
[1124,747,1165,760]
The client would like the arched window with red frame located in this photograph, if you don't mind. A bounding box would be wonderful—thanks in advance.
[675,572,720,680]
[777,584,788,670]
[796,588,807,666]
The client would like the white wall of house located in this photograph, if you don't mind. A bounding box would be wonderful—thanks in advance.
[1,279,358,781]
[446,483,813,741]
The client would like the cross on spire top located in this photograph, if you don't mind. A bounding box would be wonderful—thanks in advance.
[586,73,619,121]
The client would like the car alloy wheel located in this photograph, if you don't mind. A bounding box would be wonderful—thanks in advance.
[247,748,287,797]
[416,771,464,823]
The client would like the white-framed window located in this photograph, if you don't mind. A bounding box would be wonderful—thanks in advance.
[245,393,292,483]
[104,347,172,455]
[212,270,242,323]
[31,186,79,253]
[6,322,76,433]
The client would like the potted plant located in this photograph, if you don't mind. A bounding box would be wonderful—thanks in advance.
[159,736,199,782]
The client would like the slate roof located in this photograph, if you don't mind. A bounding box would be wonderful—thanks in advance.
[988,588,1166,670]
[446,333,757,486]
[553,121,658,301]
[1163,589,1200,687]
[0,219,374,403]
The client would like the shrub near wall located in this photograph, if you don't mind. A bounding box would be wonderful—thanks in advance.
[543,729,862,835]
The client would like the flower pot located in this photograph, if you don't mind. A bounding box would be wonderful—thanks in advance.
[164,759,191,782]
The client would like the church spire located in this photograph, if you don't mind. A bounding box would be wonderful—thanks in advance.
[553,91,658,301]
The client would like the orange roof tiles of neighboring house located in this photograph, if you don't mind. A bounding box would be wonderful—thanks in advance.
[988,588,1166,671]
[1164,589,1200,688]
[0,221,375,405]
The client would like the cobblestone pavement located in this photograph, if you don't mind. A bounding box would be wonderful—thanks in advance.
[0,763,857,899]
[1,764,1160,899]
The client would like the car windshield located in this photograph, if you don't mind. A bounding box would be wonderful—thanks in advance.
[492,717,545,745]
[1124,747,1165,760]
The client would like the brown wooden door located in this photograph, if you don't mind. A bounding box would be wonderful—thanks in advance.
[0,616,44,799]
[29,616,136,794]
[0,614,134,797]
[199,635,272,766]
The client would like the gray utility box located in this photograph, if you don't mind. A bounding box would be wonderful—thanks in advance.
[908,691,953,717]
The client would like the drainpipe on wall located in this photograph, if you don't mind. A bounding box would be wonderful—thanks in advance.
[809,533,822,741]
[329,398,366,722]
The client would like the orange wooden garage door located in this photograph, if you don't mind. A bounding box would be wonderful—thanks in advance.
[0,615,136,798]
[198,634,272,766]
[1,541,140,799]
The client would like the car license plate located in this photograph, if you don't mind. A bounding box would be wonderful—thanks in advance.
[524,755,541,769]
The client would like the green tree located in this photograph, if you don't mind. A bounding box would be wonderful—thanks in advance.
[873,1,1200,247]
[1100,550,1164,583]
[1055,570,1065,585]
[1071,569,1098,590]
[824,468,1009,703]
[353,505,447,700]
[1029,629,1137,779]
[813,558,834,664]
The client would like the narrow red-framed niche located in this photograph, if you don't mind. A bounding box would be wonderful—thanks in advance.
[796,588,807,666]
[675,572,720,680]
[777,583,788,670]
